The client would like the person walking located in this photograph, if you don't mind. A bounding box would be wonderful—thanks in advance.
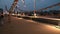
[0,13,4,26]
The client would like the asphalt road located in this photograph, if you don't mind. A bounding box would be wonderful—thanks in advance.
[0,16,60,34]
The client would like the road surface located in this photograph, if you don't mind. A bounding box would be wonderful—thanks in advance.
[0,16,60,34]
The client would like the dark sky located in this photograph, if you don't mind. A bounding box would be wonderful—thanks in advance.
[0,0,60,11]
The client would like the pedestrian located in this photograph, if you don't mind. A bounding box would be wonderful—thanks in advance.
[0,13,4,26]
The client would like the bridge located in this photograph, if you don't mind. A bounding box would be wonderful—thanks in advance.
[0,0,60,34]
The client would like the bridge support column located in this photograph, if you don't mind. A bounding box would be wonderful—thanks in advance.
[8,0,18,23]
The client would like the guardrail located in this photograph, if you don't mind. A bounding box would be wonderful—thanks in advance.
[13,15,60,25]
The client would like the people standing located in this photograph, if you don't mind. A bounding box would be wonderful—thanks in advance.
[0,12,4,26]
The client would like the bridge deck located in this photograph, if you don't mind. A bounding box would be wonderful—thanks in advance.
[24,16,60,21]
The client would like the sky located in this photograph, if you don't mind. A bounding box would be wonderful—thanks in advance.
[0,0,60,11]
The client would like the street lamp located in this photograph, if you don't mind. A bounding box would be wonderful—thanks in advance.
[34,0,37,17]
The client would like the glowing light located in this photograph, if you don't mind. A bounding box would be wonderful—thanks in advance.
[55,26,60,29]
[18,18,23,19]
[12,13,15,15]
[46,25,60,30]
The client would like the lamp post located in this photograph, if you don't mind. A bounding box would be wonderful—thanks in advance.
[34,0,37,17]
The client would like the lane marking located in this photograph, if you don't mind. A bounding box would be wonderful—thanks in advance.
[14,17,23,19]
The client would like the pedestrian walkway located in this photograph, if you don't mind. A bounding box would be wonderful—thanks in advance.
[0,16,60,34]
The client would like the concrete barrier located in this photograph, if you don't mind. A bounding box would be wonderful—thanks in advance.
[32,18,58,25]
[16,16,59,25]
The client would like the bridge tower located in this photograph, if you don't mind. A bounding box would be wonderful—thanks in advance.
[8,0,18,23]
[9,0,18,14]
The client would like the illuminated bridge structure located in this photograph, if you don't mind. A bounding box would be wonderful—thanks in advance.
[38,3,60,11]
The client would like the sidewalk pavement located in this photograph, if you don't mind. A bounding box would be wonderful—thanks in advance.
[0,16,60,34]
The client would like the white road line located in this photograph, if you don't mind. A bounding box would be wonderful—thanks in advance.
[14,17,23,19]
[25,20,39,24]
[18,18,23,19]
